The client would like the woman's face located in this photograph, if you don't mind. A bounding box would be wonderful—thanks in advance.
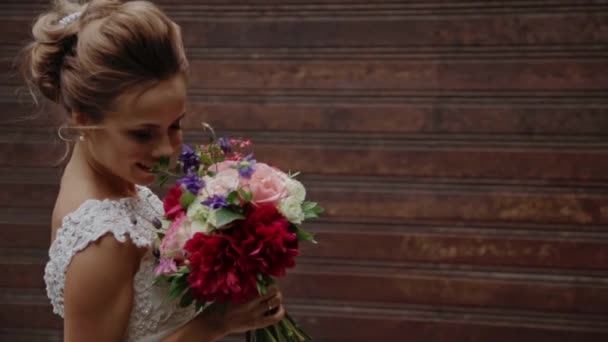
[83,73,187,186]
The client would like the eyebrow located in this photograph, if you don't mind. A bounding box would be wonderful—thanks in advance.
[132,112,186,129]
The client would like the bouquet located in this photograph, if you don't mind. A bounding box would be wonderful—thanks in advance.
[151,127,323,342]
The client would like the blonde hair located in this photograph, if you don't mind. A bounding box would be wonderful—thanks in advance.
[19,0,189,123]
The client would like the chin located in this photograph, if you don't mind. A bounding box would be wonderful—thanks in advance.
[131,166,157,186]
[134,174,157,186]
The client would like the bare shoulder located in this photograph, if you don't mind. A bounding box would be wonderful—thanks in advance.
[51,175,113,237]
[63,233,140,341]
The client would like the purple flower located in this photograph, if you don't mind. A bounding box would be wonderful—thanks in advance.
[238,153,257,179]
[178,173,204,194]
[201,194,230,209]
[179,144,200,173]
[217,137,232,154]
[154,258,178,276]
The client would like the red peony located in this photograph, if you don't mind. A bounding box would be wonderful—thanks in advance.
[184,232,257,304]
[238,204,299,277]
[163,184,184,219]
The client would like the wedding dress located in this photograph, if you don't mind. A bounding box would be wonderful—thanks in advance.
[44,186,197,341]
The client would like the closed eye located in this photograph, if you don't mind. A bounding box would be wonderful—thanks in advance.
[128,129,154,142]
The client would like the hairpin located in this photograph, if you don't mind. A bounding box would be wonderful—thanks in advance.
[59,11,82,26]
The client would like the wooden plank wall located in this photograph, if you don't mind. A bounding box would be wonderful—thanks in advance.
[1,0,608,341]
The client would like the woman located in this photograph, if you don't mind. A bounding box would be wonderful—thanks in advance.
[20,1,285,341]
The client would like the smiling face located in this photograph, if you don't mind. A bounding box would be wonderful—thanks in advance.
[80,73,187,186]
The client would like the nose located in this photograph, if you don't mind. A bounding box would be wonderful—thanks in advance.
[152,134,175,158]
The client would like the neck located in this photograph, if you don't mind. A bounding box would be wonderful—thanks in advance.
[68,142,137,199]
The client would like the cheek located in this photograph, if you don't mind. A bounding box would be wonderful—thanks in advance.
[171,131,184,149]
[124,143,149,161]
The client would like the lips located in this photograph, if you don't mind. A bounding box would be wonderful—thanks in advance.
[136,162,153,173]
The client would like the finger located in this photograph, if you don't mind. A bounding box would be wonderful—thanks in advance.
[256,296,281,316]
[256,286,279,304]
[258,305,286,329]
[243,287,279,311]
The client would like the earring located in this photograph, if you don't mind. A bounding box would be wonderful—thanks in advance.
[57,124,78,142]
[79,135,85,142]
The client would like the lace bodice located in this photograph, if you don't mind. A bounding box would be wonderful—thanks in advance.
[44,186,197,342]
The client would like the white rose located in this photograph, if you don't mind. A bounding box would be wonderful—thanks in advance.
[203,169,240,197]
[187,198,213,234]
[285,178,306,203]
[279,196,305,224]
[206,209,219,228]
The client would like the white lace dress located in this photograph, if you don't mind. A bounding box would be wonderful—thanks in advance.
[44,186,197,342]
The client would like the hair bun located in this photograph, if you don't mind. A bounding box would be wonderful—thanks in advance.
[20,0,87,104]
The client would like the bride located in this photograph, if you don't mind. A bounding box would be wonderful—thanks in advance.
[19,1,285,341]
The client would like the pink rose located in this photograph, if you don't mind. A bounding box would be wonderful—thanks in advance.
[246,163,288,205]
[203,168,240,197]
[159,212,192,260]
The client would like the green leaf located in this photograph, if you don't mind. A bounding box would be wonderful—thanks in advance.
[294,226,317,244]
[301,201,316,211]
[262,274,276,286]
[226,191,239,205]
[158,156,170,169]
[238,189,253,203]
[153,274,171,286]
[169,274,188,300]
[180,191,197,208]
[302,202,324,219]
[214,208,245,228]
[158,175,169,187]
[279,320,294,338]
[179,289,194,307]
[272,325,286,342]
[261,328,277,342]
[177,265,190,274]
[257,279,268,295]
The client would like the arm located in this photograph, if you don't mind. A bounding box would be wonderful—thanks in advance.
[63,233,140,342]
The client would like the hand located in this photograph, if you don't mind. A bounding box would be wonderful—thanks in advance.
[202,285,286,336]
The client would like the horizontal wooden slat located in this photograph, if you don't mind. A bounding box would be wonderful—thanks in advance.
[2,173,608,226]
[256,145,608,181]
[292,310,608,342]
[4,60,608,90]
[4,253,608,315]
[311,187,608,225]
[3,178,608,225]
[5,0,608,17]
[0,102,63,127]
[1,12,608,47]
[2,295,607,342]
[0,329,61,342]
[301,224,608,270]
[3,216,608,271]
[281,268,608,315]
[177,15,608,47]
[4,100,608,137]
[186,103,608,135]
[0,224,50,249]
[0,290,60,330]
[0,143,67,167]
[2,138,608,182]
[183,60,608,91]
[0,264,44,288]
